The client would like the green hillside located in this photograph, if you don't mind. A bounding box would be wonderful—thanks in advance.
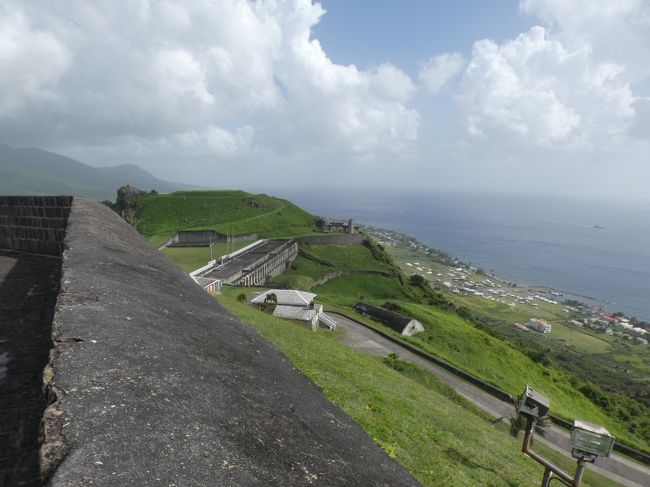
[137,190,648,479]
[216,291,618,487]
[135,190,317,244]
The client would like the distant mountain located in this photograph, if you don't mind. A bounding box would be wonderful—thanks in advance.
[0,145,197,200]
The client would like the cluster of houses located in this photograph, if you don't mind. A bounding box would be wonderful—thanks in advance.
[566,310,648,345]
[434,266,560,310]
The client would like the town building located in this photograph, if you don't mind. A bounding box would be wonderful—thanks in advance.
[354,302,424,336]
[315,217,358,233]
[527,318,552,334]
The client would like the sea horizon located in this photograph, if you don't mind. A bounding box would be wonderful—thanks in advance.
[277,188,650,322]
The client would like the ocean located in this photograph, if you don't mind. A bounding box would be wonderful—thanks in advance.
[277,189,650,321]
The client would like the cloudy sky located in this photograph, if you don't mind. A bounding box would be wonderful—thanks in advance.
[1,0,649,197]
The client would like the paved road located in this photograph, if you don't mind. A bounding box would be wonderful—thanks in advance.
[332,312,650,487]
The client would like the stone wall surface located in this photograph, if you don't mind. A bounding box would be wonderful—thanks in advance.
[47,199,419,486]
[0,196,72,256]
[0,251,62,487]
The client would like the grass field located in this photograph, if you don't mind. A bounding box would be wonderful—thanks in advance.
[161,240,256,272]
[270,256,331,289]
[136,190,317,243]
[301,243,393,272]
[215,293,620,487]
[313,274,413,307]
[380,302,646,450]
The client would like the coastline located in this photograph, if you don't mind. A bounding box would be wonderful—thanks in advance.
[361,224,649,341]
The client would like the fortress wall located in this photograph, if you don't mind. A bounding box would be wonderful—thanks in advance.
[46,199,418,486]
[298,233,365,246]
[0,196,70,486]
[0,196,72,255]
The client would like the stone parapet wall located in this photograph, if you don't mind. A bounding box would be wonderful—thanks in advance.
[0,196,72,256]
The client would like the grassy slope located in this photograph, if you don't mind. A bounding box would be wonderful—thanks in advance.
[216,293,618,487]
[313,274,413,307]
[272,243,394,290]
[301,243,392,272]
[140,192,647,454]
[395,304,633,439]
[136,190,317,243]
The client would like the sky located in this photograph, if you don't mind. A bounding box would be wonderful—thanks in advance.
[1,0,649,198]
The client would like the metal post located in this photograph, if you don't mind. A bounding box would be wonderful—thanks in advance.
[541,468,553,487]
[573,458,587,487]
[521,415,575,486]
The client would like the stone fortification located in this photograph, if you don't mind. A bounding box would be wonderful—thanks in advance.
[0,196,71,255]
[44,199,418,486]
[0,196,71,486]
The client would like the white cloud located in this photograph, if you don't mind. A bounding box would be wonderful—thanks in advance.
[0,0,418,160]
[419,52,465,94]
[521,1,650,78]
[0,7,70,116]
[457,25,636,146]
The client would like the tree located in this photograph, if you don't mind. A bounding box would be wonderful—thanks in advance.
[409,274,426,287]
[262,292,277,311]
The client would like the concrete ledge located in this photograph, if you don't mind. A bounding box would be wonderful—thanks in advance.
[47,199,418,486]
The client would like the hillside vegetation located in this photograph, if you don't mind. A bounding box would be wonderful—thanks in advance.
[135,190,317,244]
[216,291,618,487]
[138,190,648,479]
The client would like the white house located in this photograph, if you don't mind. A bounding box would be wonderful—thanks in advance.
[250,289,337,330]
[527,319,552,334]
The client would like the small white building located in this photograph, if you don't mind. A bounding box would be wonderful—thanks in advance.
[250,289,337,330]
[527,319,552,334]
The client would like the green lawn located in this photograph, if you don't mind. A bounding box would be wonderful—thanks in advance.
[137,190,317,243]
[216,294,620,487]
[546,322,610,354]
[302,243,392,272]
[161,239,256,272]
[269,256,332,290]
[313,274,413,307]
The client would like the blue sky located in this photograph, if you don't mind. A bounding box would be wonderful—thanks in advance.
[314,1,530,72]
[1,1,649,198]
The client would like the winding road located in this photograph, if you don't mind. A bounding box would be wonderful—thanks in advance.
[331,312,650,487]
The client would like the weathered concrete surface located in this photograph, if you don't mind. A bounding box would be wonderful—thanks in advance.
[0,250,61,487]
[48,199,418,486]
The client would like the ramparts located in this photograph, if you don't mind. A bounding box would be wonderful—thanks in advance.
[0,196,71,486]
[41,199,418,486]
[0,196,71,255]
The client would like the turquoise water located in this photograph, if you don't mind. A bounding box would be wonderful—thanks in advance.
[279,189,650,321]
